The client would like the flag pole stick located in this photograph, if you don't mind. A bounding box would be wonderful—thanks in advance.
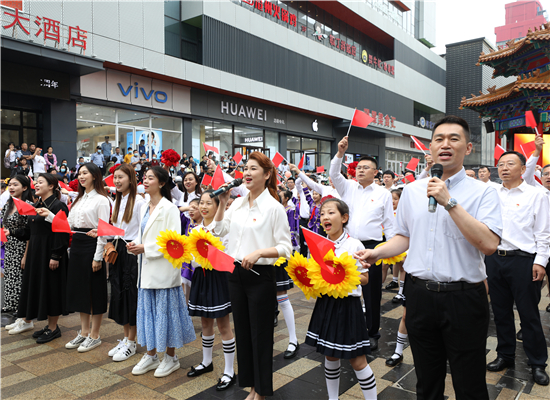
[249,268,260,276]
[346,109,356,137]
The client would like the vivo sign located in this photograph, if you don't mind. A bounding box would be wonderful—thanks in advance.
[118,82,167,103]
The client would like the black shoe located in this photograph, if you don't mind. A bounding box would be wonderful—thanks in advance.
[216,374,236,391]
[516,329,523,341]
[487,357,514,372]
[283,342,300,359]
[33,325,49,339]
[392,294,405,304]
[187,362,213,377]
[532,367,550,386]
[546,303,550,312]
[36,326,61,344]
[274,315,278,327]
[370,337,379,351]
[385,353,403,367]
[385,281,399,290]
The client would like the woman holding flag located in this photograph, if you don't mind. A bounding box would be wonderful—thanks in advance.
[213,151,292,400]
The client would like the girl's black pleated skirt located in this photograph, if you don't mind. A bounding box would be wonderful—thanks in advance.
[108,239,138,326]
[188,267,232,318]
[275,261,294,291]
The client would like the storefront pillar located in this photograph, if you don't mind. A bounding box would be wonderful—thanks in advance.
[43,99,77,164]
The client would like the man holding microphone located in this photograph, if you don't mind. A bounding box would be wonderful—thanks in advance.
[355,116,502,399]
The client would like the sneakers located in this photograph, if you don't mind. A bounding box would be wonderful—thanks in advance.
[392,293,405,304]
[36,326,61,344]
[78,336,102,353]
[113,341,137,362]
[108,338,128,357]
[66,331,87,349]
[5,318,24,330]
[132,354,160,375]
[9,320,34,335]
[154,355,180,378]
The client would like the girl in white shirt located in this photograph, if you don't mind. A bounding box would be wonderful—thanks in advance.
[305,198,377,400]
[178,171,202,212]
[214,151,292,400]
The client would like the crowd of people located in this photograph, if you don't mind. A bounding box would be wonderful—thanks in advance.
[1,115,549,399]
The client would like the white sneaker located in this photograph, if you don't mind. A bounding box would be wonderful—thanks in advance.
[108,338,127,357]
[5,318,24,330]
[9,320,34,335]
[78,336,102,353]
[66,331,87,349]
[113,341,136,362]
[154,355,180,378]
[132,354,160,375]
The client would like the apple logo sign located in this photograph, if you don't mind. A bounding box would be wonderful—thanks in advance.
[312,119,319,132]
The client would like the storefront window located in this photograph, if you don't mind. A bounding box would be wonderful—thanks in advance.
[265,130,278,157]
[235,125,263,148]
[203,121,232,158]
[76,120,116,158]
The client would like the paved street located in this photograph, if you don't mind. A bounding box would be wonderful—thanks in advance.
[1,278,550,399]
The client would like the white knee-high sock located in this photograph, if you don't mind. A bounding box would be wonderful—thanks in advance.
[325,359,341,400]
[200,333,215,367]
[394,331,408,356]
[222,338,235,380]
[398,280,404,296]
[354,364,377,400]
[277,294,298,347]
[392,276,398,283]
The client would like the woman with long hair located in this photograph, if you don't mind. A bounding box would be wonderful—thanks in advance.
[127,166,195,377]
[9,173,70,342]
[178,171,202,212]
[213,151,292,400]
[1,175,31,316]
[39,163,111,352]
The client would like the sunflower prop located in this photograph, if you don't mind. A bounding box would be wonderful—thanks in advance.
[156,230,193,268]
[285,252,320,300]
[187,228,225,270]
[274,257,287,267]
[373,242,406,265]
[308,250,361,298]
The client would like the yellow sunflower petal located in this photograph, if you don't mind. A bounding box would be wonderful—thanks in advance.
[187,228,225,270]
[156,230,193,268]
[308,251,361,299]
[274,257,287,267]
[286,252,320,300]
[374,243,407,265]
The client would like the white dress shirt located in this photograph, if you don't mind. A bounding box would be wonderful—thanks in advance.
[395,168,503,283]
[523,155,548,193]
[330,155,395,241]
[331,230,366,297]
[298,171,340,199]
[296,180,312,219]
[213,188,292,265]
[113,194,145,241]
[33,155,46,173]
[495,181,550,266]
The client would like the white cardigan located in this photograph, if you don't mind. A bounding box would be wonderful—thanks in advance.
[134,196,181,289]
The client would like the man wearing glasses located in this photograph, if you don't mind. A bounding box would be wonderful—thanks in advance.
[329,136,395,351]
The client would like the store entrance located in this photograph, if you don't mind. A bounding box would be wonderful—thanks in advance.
[233,145,271,160]
[290,150,318,172]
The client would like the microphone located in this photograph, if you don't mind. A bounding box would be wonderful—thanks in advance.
[428,164,443,213]
[210,178,243,198]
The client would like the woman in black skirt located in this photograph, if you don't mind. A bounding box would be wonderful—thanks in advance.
[40,163,111,352]
[12,173,70,342]
[305,199,377,400]
[187,190,236,391]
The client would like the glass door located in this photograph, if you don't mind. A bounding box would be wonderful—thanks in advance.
[118,126,135,158]
[232,145,271,161]
[303,151,318,172]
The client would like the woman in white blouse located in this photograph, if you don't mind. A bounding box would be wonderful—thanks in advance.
[214,151,292,400]
[41,163,111,352]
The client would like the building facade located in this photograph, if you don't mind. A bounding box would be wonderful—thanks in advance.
[1,0,444,178]
[495,0,548,48]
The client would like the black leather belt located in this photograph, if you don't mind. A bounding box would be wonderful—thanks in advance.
[496,249,535,258]
[410,275,481,292]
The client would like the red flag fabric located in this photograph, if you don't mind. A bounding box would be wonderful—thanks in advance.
[104,174,114,187]
[58,181,72,192]
[12,197,36,215]
[1,228,7,243]
[316,166,325,173]
[520,141,536,158]
[410,136,429,152]
[272,152,285,168]
[234,170,243,179]
[494,144,506,160]
[402,174,415,183]
[203,143,219,155]
[97,218,125,237]
[211,165,224,190]
[351,109,375,128]
[29,178,35,190]
[535,174,543,185]
[297,154,305,170]
[206,243,235,273]
[201,174,212,186]
[52,210,72,233]
[301,227,335,274]
[233,151,243,165]
[525,110,537,129]
[405,158,419,172]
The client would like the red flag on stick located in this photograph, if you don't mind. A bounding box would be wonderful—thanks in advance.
[316,166,325,173]
[29,178,35,190]
[233,151,243,165]
[104,174,114,187]
[206,243,235,273]
[272,152,285,168]
[402,174,415,184]
[410,136,429,153]
[494,144,506,160]
[301,227,335,274]
[350,109,375,129]
[520,141,536,158]
[201,174,212,186]
[405,158,419,172]
[12,197,36,216]
[212,165,225,190]
[58,181,72,191]
[525,111,541,137]
[1,228,7,243]
[297,154,305,170]
[203,143,219,155]
[52,210,72,233]
[97,218,125,237]
[234,170,243,179]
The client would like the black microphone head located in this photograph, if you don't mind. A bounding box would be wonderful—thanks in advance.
[431,164,443,179]
[233,178,243,186]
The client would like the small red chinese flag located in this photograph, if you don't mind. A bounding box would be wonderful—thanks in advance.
[203,143,219,155]
[52,210,72,233]
[525,110,537,129]
[1,228,7,243]
[297,154,305,170]
[301,227,335,274]
[104,174,114,187]
[494,144,506,160]
[233,151,243,165]
[410,136,429,152]
[29,178,35,190]
[350,109,375,128]
[97,218,125,237]
[12,197,36,215]
[206,243,235,273]
[58,181,71,191]
[201,174,212,186]
[234,170,243,179]
[520,141,536,158]
[405,158,419,172]
[272,152,285,168]
[316,166,325,173]
[211,165,225,190]
[402,174,415,183]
